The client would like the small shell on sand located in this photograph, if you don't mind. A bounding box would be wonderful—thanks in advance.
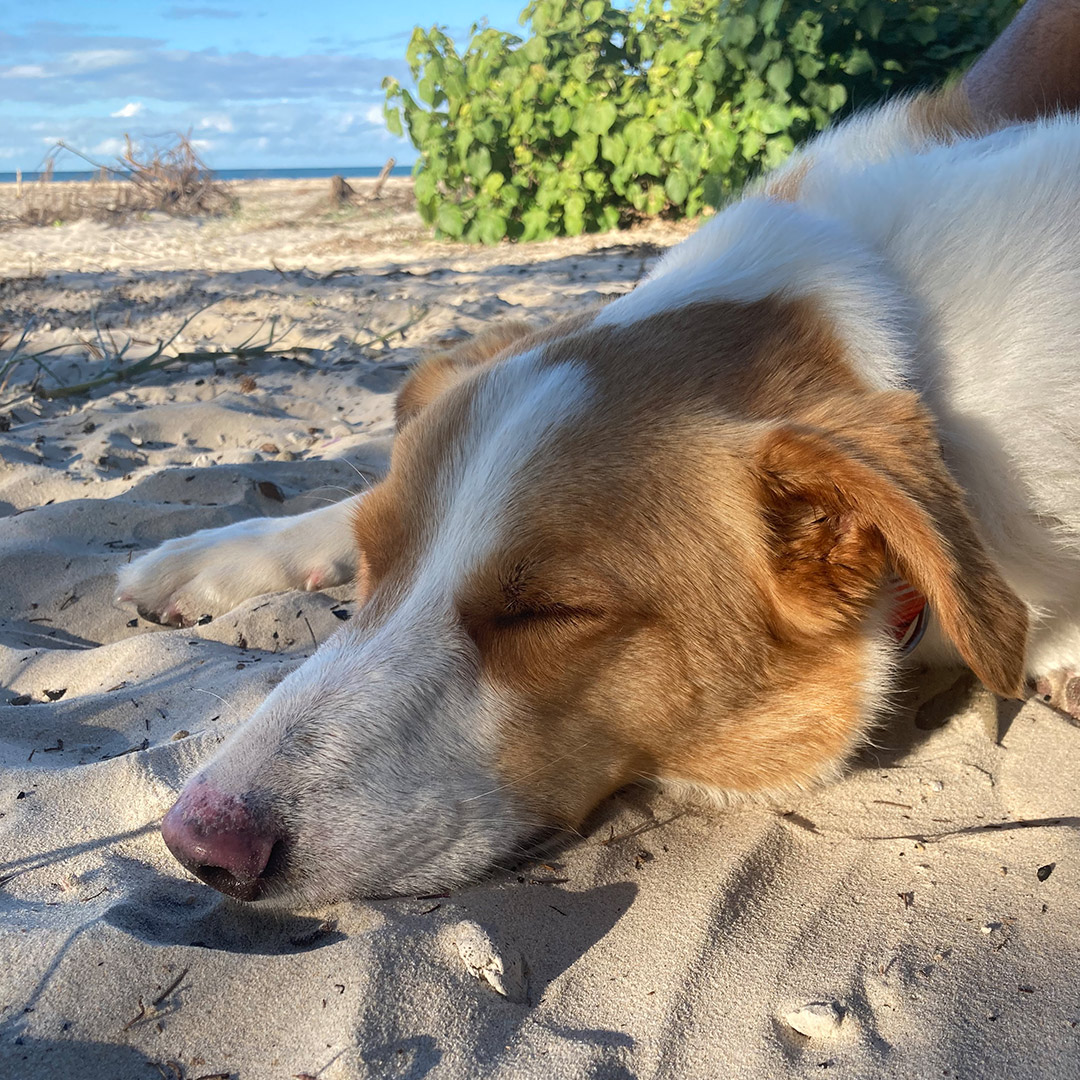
[783,1000,846,1038]
[443,920,528,1004]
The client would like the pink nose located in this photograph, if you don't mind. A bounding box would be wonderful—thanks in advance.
[161,783,279,901]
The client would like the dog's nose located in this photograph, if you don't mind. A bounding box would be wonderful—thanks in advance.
[161,783,278,901]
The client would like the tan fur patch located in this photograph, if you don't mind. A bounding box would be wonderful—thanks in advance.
[394,321,535,429]
[364,294,1025,829]
[907,85,980,144]
[762,158,811,203]
[395,310,602,429]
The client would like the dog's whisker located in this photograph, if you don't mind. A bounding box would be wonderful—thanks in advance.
[193,687,244,720]
[459,739,597,803]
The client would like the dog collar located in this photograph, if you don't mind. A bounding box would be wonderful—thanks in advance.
[887,576,928,654]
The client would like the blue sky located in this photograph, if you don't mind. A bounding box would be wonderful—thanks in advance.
[0,0,530,170]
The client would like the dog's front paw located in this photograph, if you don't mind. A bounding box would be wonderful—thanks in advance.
[1032,670,1080,721]
[116,516,340,627]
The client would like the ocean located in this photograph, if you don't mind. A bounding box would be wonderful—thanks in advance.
[0,165,413,183]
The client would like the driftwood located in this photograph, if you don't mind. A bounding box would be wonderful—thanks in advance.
[328,174,356,207]
[370,158,396,199]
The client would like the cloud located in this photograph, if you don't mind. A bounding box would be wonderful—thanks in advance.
[198,112,233,132]
[64,48,142,72]
[163,6,244,18]
[1,94,416,170]
[1,64,47,78]
[92,137,126,156]
[0,43,408,107]
[0,19,417,168]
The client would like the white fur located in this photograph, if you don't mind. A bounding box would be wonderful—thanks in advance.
[116,497,362,625]
[426,352,592,592]
[596,197,915,391]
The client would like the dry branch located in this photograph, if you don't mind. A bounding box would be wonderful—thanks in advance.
[0,303,429,405]
[1,133,236,228]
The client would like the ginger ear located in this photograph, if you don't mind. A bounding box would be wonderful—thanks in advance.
[395,321,535,429]
[755,393,1028,698]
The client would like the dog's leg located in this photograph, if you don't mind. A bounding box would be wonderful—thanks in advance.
[1033,671,1080,721]
[116,496,361,627]
[963,0,1080,123]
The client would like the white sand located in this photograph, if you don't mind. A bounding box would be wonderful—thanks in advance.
[1,192,1078,1079]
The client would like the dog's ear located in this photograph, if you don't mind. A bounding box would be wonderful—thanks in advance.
[394,321,535,429]
[754,391,1027,698]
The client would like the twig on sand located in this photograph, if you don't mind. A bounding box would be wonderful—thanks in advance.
[123,967,190,1033]
[152,967,190,1008]
[148,1063,230,1080]
[1,298,428,405]
[0,320,68,396]
[857,815,1080,844]
[600,810,689,846]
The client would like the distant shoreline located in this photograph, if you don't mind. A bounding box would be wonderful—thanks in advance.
[0,165,414,184]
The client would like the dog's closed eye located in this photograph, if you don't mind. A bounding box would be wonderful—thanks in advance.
[494,602,605,629]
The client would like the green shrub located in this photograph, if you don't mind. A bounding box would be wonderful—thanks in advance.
[383,0,1021,243]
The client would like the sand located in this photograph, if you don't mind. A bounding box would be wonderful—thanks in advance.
[1,179,1078,1080]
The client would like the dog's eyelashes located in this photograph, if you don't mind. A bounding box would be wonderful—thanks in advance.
[494,603,603,629]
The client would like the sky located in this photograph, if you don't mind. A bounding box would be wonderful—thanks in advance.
[0,0,530,171]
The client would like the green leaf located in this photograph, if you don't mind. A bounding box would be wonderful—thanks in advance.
[582,0,604,23]
[842,48,875,77]
[664,169,689,207]
[481,171,505,196]
[765,58,793,95]
[644,184,666,216]
[601,132,626,166]
[575,134,598,166]
[563,192,586,235]
[762,134,794,170]
[757,102,791,135]
[436,202,465,238]
[724,13,757,49]
[583,169,607,195]
[692,82,715,115]
[413,170,437,205]
[475,210,507,245]
[741,129,765,158]
[467,146,492,180]
[702,172,727,208]
[826,83,848,113]
[520,206,550,241]
[593,100,617,135]
[598,204,620,230]
[861,2,886,39]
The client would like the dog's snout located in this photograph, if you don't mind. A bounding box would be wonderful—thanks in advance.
[161,783,279,902]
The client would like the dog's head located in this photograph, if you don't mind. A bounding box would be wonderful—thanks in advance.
[162,296,1026,905]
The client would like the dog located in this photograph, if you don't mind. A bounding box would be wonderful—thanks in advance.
[117,63,1080,906]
